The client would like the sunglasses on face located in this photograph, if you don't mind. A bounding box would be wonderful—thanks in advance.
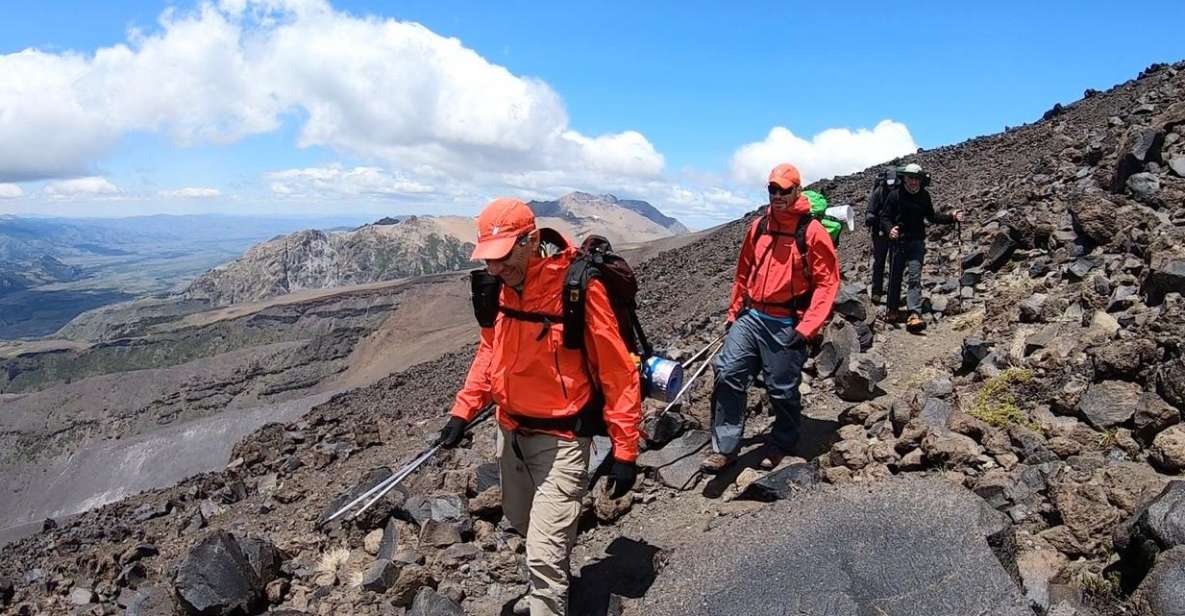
[487,234,531,264]
[768,184,797,197]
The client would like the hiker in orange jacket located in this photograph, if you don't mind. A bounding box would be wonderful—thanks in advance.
[437,198,642,616]
[702,163,840,473]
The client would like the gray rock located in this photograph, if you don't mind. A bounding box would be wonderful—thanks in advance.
[362,559,401,593]
[1111,127,1165,193]
[738,463,821,501]
[1171,157,1185,178]
[69,587,95,605]
[1078,381,1141,429]
[985,233,1018,272]
[637,430,711,490]
[919,398,955,434]
[1019,293,1049,323]
[636,478,1031,616]
[833,285,870,322]
[473,463,500,494]
[420,519,463,548]
[438,543,479,567]
[1126,172,1161,200]
[921,432,982,467]
[1108,284,1141,312]
[238,536,284,587]
[1135,392,1181,445]
[1151,426,1185,473]
[175,531,265,615]
[834,353,887,402]
[817,320,860,378]
[1115,481,1185,591]
[1143,256,1185,306]
[960,267,984,287]
[124,585,176,616]
[961,338,994,373]
[409,587,464,616]
[851,320,874,351]
[377,516,400,561]
[1133,546,1185,616]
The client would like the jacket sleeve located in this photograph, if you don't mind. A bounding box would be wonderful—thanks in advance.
[582,279,643,463]
[795,222,840,340]
[449,325,495,421]
[923,194,955,224]
[727,219,758,321]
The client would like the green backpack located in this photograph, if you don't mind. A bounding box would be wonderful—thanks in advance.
[803,190,843,246]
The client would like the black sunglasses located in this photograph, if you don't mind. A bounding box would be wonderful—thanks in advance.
[768,184,797,197]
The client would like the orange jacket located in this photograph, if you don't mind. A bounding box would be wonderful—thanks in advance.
[450,246,643,462]
[726,195,840,339]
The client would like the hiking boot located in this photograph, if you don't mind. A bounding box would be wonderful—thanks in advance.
[700,452,737,474]
[884,310,905,324]
[758,444,788,470]
[870,290,884,305]
[906,313,926,333]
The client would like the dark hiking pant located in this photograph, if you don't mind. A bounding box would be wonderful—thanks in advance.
[710,310,808,455]
[871,234,890,294]
[887,239,925,314]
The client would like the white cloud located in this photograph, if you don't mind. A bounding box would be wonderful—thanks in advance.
[159,187,222,199]
[0,184,23,199]
[267,165,434,198]
[730,120,918,187]
[0,0,662,186]
[43,177,120,198]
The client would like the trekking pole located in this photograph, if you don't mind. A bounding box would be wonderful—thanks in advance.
[320,403,495,526]
[661,338,725,415]
[681,333,725,369]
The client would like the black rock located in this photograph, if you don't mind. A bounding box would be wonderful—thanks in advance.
[1111,127,1165,193]
[40,518,56,532]
[408,587,464,615]
[319,466,393,525]
[1133,546,1185,616]
[124,585,176,616]
[238,536,285,587]
[0,576,12,606]
[1066,257,1098,282]
[1158,357,1185,411]
[636,430,711,490]
[851,320,874,351]
[984,233,1017,272]
[362,559,401,593]
[962,250,985,271]
[960,338,994,373]
[474,463,500,495]
[378,516,400,561]
[832,284,870,322]
[642,411,691,447]
[834,353,887,402]
[133,501,171,522]
[175,531,265,615]
[816,320,860,378]
[1143,257,1185,306]
[1018,293,1048,323]
[1115,481,1185,592]
[960,267,984,287]
[739,463,821,501]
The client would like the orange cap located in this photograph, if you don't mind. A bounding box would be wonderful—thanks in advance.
[472,198,536,260]
[768,163,802,190]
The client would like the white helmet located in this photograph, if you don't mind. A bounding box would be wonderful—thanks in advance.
[902,163,924,175]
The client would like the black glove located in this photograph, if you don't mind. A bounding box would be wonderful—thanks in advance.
[434,416,468,448]
[606,460,637,499]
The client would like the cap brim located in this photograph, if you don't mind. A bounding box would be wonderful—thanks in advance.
[768,178,798,190]
[471,236,517,260]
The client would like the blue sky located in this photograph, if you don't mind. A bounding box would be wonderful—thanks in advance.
[1,0,1183,228]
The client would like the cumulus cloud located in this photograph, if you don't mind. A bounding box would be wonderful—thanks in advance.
[730,120,918,187]
[0,0,663,185]
[159,187,222,199]
[267,165,434,198]
[43,177,120,198]
[0,184,23,199]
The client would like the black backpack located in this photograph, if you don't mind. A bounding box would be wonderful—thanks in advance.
[469,231,651,357]
[865,168,896,228]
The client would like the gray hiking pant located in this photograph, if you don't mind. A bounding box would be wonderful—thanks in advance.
[887,239,925,314]
[710,310,807,455]
[871,234,890,295]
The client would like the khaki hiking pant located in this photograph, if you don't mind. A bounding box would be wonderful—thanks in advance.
[497,425,591,616]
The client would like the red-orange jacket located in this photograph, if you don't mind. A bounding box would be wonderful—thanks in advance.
[726,195,841,339]
[450,246,643,462]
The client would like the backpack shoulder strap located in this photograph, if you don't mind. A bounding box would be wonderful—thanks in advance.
[796,215,812,280]
[562,253,599,350]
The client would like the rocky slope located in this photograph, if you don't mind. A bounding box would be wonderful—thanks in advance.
[2,61,1185,616]
[183,193,686,307]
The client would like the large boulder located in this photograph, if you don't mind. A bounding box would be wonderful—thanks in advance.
[1151,425,1185,473]
[984,233,1018,272]
[175,531,274,615]
[635,478,1031,616]
[637,430,711,490]
[1068,193,1118,248]
[1078,380,1141,429]
[408,587,465,616]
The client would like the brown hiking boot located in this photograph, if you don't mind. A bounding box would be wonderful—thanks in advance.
[906,313,926,333]
[700,452,736,474]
